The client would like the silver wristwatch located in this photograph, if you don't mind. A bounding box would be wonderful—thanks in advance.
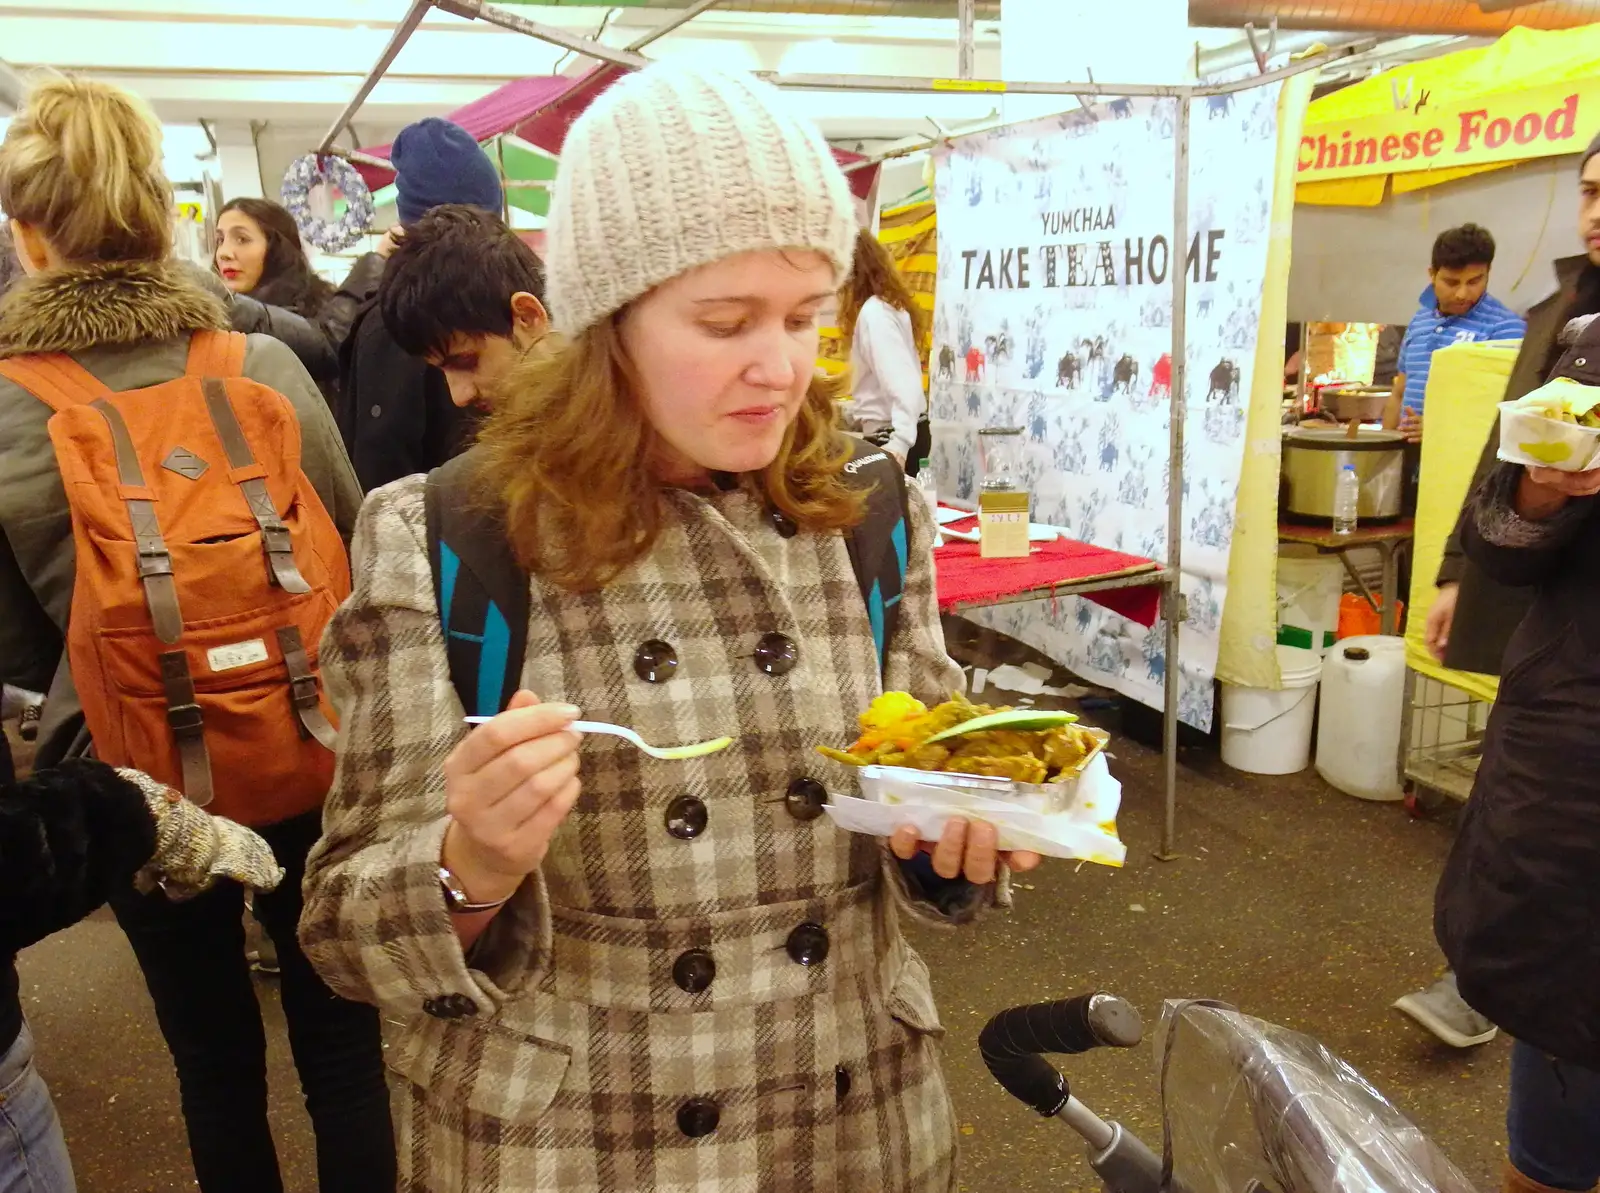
[438,866,513,915]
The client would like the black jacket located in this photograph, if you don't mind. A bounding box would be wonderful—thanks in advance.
[0,759,158,1054]
[335,300,477,494]
[1436,316,1600,1069]
[1435,256,1600,675]
[235,253,386,401]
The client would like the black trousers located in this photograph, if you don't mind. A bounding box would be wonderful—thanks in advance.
[111,811,395,1193]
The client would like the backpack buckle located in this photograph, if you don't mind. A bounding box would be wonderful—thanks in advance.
[136,544,174,579]
[165,701,204,735]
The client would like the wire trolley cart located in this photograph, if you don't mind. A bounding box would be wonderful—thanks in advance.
[982,993,1478,1193]
[1399,671,1492,816]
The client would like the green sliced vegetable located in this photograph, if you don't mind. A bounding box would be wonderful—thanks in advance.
[923,709,1080,744]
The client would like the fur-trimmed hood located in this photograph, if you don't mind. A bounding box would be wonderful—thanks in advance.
[0,259,228,360]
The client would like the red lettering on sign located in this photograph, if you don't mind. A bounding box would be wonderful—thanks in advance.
[1485,117,1512,149]
[1548,94,1580,142]
[1380,134,1401,162]
[1423,127,1446,157]
[1514,112,1542,146]
[1402,131,1422,159]
[1457,109,1488,152]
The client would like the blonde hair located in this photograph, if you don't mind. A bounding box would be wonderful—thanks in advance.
[474,321,866,592]
[0,75,172,263]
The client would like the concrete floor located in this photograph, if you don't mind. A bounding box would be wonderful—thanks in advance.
[10,626,1507,1193]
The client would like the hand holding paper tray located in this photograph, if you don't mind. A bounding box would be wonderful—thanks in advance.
[823,753,1127,866]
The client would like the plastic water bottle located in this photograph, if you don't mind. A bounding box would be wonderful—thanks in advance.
[1333,464,1360,536]
[916,462,938,524]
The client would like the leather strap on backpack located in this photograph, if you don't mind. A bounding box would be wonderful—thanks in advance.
[276,626,338,749]
[186,330,248,379]
[201,378,312,594]
[92,399,186,644]
[159,649,213,807]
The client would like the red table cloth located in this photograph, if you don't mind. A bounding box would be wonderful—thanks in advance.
[932,518,1163,627]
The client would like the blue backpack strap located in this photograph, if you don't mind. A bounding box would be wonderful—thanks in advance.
[423,448,530,719]
[840,436,911,677]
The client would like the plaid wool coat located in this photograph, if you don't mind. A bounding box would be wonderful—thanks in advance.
[301,470,984,1192]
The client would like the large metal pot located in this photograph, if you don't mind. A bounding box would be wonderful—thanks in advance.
[1281,427,1406,526]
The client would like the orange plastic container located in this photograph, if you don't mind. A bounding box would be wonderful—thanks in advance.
[1337,592,1404,639]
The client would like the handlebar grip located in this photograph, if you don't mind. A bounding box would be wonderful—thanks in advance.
[979,993,1144,1117]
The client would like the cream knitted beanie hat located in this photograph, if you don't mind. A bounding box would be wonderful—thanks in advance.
[545,63,858,337]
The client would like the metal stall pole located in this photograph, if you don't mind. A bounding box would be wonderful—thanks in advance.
[957,0,976,80]
[317,0,434,154]
[1158,92,1192,862]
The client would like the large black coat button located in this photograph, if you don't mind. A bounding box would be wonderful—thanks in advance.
[677,1098,720,1138]
[673,949,716,994]
[634,639,679,683]
[424,995,469,1020]
[665,796,708,840]
[769,508,798,538]
[754,632,798,677]
[786,922,830,967]
[835,1066,851,1103]
[785,777,827,822]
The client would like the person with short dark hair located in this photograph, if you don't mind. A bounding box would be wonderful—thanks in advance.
[378,204,548,411]
[335,119,512,492]
[1383,222,1526,443]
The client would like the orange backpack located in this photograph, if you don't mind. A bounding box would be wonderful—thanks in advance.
[0,331,349,826]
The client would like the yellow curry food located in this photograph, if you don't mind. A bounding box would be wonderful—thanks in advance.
[818,692,1105,785]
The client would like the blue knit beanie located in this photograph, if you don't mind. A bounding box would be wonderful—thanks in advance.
[391,118,502,225]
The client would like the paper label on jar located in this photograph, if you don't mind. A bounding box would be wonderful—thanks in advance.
[979,492,1031,558]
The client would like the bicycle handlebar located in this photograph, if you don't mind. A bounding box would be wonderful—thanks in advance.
[979,992,1144,1117]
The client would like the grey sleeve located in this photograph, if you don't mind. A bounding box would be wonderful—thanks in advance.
[242,336,363,545]
[1463,463,1596,589]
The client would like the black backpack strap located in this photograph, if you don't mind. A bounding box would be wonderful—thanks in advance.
[840,436,912,676]
[423,447,530,719]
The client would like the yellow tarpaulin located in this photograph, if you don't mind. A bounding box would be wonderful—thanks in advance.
[1297,25,1600,206]
[1216,68,1319,690]
[1403,340,1519,703]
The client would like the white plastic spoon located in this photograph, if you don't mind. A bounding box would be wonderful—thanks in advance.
[463,717,733,761]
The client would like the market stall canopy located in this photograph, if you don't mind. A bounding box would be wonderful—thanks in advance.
[1297,24,1600,207]
[355,66,878,217]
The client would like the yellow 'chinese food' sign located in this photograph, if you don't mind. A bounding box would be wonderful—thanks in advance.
[1297,78,1592,184]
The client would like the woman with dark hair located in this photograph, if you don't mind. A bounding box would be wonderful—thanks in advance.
[837,227,933,476]
[215,196,393,392]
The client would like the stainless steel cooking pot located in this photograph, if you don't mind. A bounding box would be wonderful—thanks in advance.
[1281,426,1405,526]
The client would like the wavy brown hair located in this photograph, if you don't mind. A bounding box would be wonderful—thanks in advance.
[836,228,929,345]
[474,319,866,592]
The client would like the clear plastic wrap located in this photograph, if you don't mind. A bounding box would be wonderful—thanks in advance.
[1154,1001,1480,1193]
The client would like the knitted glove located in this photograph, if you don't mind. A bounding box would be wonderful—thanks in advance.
[116,769,285,899]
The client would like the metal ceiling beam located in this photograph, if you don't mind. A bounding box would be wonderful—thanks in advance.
[956,0,975,79]
[1189,0,1600,35]
[500,0,1001,15]
[316,0,432,153]
[439,0,650,70]
[624,0,724,51]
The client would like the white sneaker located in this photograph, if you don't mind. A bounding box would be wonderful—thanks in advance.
[1393,972,1498,1048]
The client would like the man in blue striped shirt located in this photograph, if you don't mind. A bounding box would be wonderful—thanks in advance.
[1384,223,1527,444]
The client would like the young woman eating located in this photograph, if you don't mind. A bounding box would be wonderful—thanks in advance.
[302,62,1041,1192]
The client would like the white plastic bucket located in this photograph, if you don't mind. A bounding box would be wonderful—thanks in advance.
[1277,550,1343,656]
[1220,646,1323,775]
